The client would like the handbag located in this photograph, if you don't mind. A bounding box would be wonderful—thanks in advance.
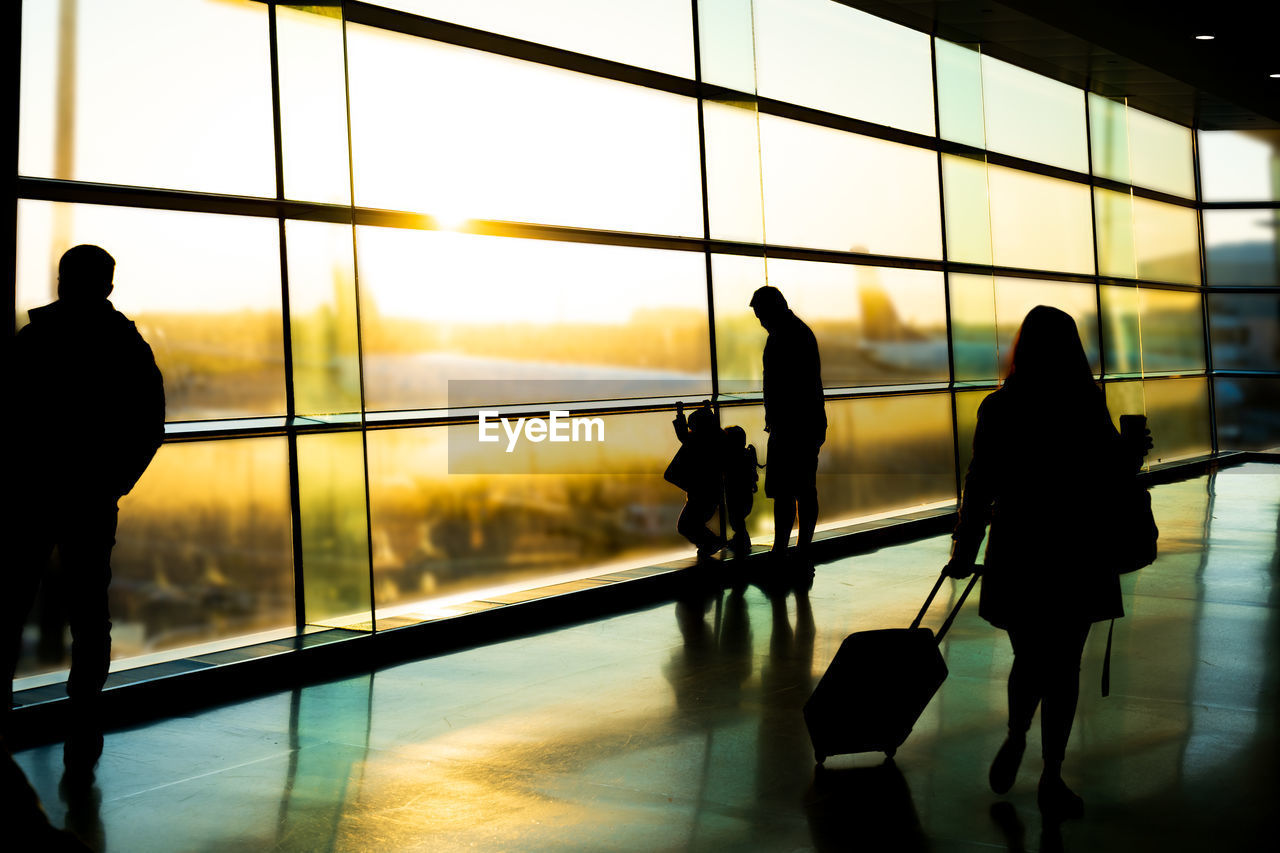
[1101,471,1158,697]
[1110,475,1158,574]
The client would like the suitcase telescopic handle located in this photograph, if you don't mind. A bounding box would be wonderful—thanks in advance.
[910,565,982,643]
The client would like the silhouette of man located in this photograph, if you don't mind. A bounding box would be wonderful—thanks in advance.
[750,286,826,568]
[5,245,165,778]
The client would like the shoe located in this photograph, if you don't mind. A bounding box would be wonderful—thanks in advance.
[1037,773,1084,821]
[989,732,1026,794]
[63,728,104,782]
[696,535,726,560]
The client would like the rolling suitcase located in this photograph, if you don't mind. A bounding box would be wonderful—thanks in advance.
[804,566,981,764]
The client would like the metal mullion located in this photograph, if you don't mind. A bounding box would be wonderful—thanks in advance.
[1113,180,1198,210]
[268,3,307,634]
[339,5,379,634]
[16,175,356,223]
[343,0,697,98]
[6,1,21,338]
[754,94,939,151]
[1095,276,1205,294]
[929,35,964,503]
[689,0,718,405]
[1200,201,1280,210]
[1082,88,1108,387]
[689,0,728,544]
[1202,285,1280,295]
[1191,127,1218,455]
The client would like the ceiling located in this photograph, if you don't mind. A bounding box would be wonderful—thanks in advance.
[842,0,1280,129]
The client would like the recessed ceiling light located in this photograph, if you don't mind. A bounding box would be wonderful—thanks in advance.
[1194,34,1215,40]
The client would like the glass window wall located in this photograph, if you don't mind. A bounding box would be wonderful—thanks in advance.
[345,25,704,236]
[1208,293,1280,372]
[1197,129,1280,203]
[373,0,696,79]
[751,0,935,136]
[757,114,942,258]
[355,227,712,411]
[712,255,948,392]
[16,200,287,421]
[1095,189,1199,285]
[19,0,275,196]
[1089,96,1194,198]
[1204,210,1280,287]
[13,0,1256,681]
[15,438,296,681]
[943,156,1094,274]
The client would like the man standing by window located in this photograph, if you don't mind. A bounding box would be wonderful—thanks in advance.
[5,245,165,780]
[750,285,826,573]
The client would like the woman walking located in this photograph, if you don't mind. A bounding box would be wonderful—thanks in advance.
[945,305,1146,820]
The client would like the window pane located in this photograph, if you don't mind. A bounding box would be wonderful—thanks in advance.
[1105,378,1212,465]
[979,54,1087,172]
[285,221,362,417]
[19,0,274,196]
[1197,130,1280,203]
[730,396,954,526]
[948,273,1000,383]
[366,414,689,616]
[16,201,286,420]
[935,40,986,149]
[819,394,956,521]
[751,0,935,136]
[356,228,712,411]
[1215,377,1280,451]
[703,100,765,244]
[1204,209,1280,286]
[1208,293,1280,371]
[15,437,295,681]
[760,115,942,258]
[1132,196,1199,285]
[346,25,703,236]
[1136,288,1206,373]
[945,156,1094,274]
[1096,190,1200,285]
[941,154,993,266]
[1089,94,1130,185]
[1101,286,1205,376]
[1095,188,1136,278]
[1128,108,1194,199]
[955,388,994,480]
[372,0,695,78]
[277,4,352,205]
[299,432,372,629]
[1100,285,1140,375]
[697,0,757,92]
[949,274,1100,380]
[712,255,948,393]
[988,164,1094,274]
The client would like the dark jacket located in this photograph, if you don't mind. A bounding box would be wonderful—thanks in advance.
[14,299,166,499]
[762,309,826,444]
[665,406,719,497]
[953,385,1125,630]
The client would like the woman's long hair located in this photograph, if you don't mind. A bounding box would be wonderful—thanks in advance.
[1004,306,1098,401]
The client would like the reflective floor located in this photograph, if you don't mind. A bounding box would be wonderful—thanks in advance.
[12,463,1279,852]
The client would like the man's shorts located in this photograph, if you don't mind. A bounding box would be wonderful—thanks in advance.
[764,433,820,500]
